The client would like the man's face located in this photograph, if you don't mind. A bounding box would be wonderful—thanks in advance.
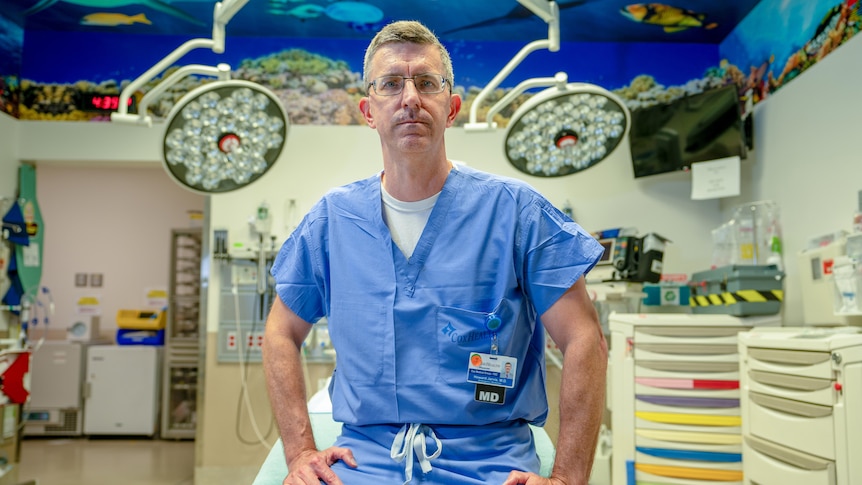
[359,43,461,155]
[505,363,512,373]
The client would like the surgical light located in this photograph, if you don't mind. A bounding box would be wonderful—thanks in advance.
[504,78,628,177]
[162,80,287,194]
[111,0,289,194]
[465,0,631,178]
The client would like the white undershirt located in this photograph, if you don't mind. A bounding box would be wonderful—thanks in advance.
[381,186,439,259]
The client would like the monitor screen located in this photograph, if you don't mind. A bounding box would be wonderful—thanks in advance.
[629,85,749,178]
[596,238,614,265]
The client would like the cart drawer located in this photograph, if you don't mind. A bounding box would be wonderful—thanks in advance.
[747,395,834,460]
[743,436,835,485]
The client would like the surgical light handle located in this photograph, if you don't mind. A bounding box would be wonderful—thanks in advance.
[132,64,232,127]
[483,72,568,125]
[465,0,560,131]
[111,0,249,125]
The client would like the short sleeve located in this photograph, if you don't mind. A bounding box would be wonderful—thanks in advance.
[520,200,604,317]
[270,215,326,324]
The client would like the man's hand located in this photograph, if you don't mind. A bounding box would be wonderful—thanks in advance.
[502,471,576,485]
[284,447,357,485]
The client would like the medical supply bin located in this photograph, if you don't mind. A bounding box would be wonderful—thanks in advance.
[689,265,784,316]
[116,309,166,330]
[116,328,165,346]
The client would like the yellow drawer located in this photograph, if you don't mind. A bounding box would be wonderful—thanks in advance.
[635,463,743,481]
[636,411,740,427]
[636,428,742,447]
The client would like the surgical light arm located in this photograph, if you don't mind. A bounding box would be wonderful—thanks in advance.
[464,0,560,131]
[111,0,249,126]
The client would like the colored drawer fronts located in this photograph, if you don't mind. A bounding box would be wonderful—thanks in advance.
[611,313,778,485]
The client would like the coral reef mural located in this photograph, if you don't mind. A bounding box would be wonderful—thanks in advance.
[720,0,861,106]
[1,0,860,124]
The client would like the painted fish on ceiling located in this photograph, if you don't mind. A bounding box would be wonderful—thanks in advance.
[620,3,717,33]
[81,11,151,25]
[442,0,591,36]
[324,1,386,31]
[23,0,203,26]
[268,3,325,19]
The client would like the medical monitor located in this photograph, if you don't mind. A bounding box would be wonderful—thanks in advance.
[629,84,750,178]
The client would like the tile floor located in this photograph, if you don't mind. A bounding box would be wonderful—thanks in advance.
[14,437,194,485]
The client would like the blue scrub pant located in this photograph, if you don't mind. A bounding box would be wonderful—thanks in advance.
[328,420,541,484]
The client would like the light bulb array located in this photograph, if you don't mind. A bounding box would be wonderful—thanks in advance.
[162,80,288,194]
[505,88,628,177]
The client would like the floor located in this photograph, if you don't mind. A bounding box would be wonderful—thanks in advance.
[13,437,194,485]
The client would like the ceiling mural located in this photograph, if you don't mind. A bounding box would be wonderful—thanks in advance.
[0,0,859,124]
[7,0,761,43]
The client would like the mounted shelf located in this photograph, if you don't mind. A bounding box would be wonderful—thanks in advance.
[161,227,202,439]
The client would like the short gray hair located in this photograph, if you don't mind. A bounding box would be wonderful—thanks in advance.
[362,20,454,90]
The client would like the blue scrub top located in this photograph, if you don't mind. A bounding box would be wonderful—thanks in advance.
[271,164,603,427]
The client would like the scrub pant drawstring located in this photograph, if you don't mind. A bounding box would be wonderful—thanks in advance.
[389,423,442,484]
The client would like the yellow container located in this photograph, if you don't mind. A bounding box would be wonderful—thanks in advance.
[636,463,743,481]
[116,309,166,330]
[636,411,741,427]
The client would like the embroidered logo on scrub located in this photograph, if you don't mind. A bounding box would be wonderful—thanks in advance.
[441,322,493,344]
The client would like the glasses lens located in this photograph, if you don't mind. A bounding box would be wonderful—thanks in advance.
[375,76,403,95]
[415,75,443,93]
[373,74,446,95]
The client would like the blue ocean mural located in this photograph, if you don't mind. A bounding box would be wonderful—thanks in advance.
[0,0,859,123]
[0,13,23,117]
[8,0,757,43]
[720,0,860,103]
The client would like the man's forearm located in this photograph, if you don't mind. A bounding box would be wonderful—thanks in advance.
[262,327,317,463]
[551,329,608,484]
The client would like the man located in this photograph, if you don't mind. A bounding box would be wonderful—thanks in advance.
[262,20,607,485]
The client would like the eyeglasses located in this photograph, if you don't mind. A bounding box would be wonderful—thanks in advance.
[368,74,449,96]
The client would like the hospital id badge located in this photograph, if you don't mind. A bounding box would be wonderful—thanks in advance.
[467,353,517,389]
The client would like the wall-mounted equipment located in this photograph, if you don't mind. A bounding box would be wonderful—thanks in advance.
[67,315,101,342]
[465,1,630,178]
[630,84,748,178]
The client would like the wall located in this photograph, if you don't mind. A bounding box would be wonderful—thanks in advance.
[720,32,862,325]
[17,120,162,162]
[0,113,17,197]
[1,112,20,331]
[33,163,204,340]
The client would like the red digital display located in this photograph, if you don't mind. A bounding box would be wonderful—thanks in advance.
[79,92,135,112]
[90,95,132,110]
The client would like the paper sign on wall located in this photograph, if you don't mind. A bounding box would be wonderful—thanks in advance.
[691,156,741,200]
